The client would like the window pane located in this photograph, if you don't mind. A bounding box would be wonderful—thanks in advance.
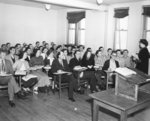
[115,31,127,49]
[79,18,85,29]
[78,30,85,45]
[116,17,128,30]
[68,30,75,44]
[146,17,150,30]
[69,24,75,29]
[146,31,150,42]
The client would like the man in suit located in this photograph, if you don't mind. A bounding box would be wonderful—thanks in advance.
[102,51,119,87]
[51,51,78,102]
[0,49,26,107]
[6,46,18,65]
[69,50,97,93]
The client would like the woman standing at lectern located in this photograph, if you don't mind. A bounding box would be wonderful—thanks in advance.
[136,39,149,74]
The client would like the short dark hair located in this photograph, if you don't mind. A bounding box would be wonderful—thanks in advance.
[56,45,62,50]
[56,51,61,59]
[19,51,26,59]
[74,50,80,57]
[10,46,15,50]
[123,49,128,53]
[0,49,7,54]
[47,49,53,56]
[140,39,148,47]
[99,46,103,50]
[36,41,40,44]
[95,50,101,57]
[107,48,112,52]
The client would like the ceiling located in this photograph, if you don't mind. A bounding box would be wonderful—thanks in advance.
[0,0,146,9]
[81,0,145,4]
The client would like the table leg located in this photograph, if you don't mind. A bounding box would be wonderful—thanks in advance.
[120,111,127,121]
[92,100,99,121]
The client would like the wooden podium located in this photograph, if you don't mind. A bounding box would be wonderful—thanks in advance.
[115,68,150,101]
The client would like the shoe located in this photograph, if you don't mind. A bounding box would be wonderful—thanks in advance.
[16,91,27,99]
[9,100,15,107]
[76,90,84,94]
[68,98,76,102]
[91,90,96,93]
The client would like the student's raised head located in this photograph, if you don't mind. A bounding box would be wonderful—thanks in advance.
[74,50,80,60]
[19,51,28,60]
[9,46,15,54]
[139,39,148,48]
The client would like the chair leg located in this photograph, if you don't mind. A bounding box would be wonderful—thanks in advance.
[59,84,61,99]
[58,75,61,99]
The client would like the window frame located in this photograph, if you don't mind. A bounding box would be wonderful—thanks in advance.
[114,16,128,50]
[67,18,85,45]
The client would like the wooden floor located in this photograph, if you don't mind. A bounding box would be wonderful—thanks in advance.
[0,90,150,121]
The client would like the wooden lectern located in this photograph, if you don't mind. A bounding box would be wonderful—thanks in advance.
[115,68,150,101]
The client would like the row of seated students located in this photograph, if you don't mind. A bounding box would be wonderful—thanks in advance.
[0,41,135,107]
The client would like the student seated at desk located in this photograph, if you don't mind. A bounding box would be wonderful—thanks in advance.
[69,50,97,93]
[51,51,78,102]
[102,51,119,87]
[29,49,51,93]
[44,49,55,77]
[0,49,26,107]
[94,50,107,90]
[81,49,95,71]
[13,51,38,93]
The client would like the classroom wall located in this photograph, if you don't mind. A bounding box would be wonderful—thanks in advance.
[0,3,58,46]
[106,0,150,54]
[85,10,107,52]
[55,9,107,53]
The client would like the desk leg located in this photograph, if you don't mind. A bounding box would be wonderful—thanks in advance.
[120,111,127,121]
[19,76,22,89]
[93,100,99,121]
[59,75,61,99]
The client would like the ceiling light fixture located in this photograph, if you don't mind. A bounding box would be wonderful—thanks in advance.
[96,0,103,5]
[45,4,51,11]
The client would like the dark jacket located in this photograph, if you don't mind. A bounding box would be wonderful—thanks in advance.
[51,59,70,73]
[69,57,82,78]
[136,47,149,74]
[102,59,119,71]
[81,54,95,71]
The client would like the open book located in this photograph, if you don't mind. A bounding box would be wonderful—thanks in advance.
[22,74,37,81]
[115,67,136,76]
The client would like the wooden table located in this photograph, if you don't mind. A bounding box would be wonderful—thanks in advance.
[89,89,150,121]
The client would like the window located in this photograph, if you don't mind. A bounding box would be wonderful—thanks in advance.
[114,8,129,50]
[77,18,85,45]
[67,12,85,45]
[68,18,85,45]
[114,17,128,49]
[143,16,150,41]
[68,24,76,44]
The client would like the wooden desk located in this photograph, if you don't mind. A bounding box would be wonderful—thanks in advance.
[73,67,87,86]
[89,89,150,121]
[15,71,26,88]
[53,71,71,98]
[104,70,114,90]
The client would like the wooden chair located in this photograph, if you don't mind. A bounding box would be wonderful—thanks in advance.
[53,72,69,98]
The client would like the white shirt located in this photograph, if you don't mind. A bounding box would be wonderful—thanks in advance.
[109,59,117,71]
